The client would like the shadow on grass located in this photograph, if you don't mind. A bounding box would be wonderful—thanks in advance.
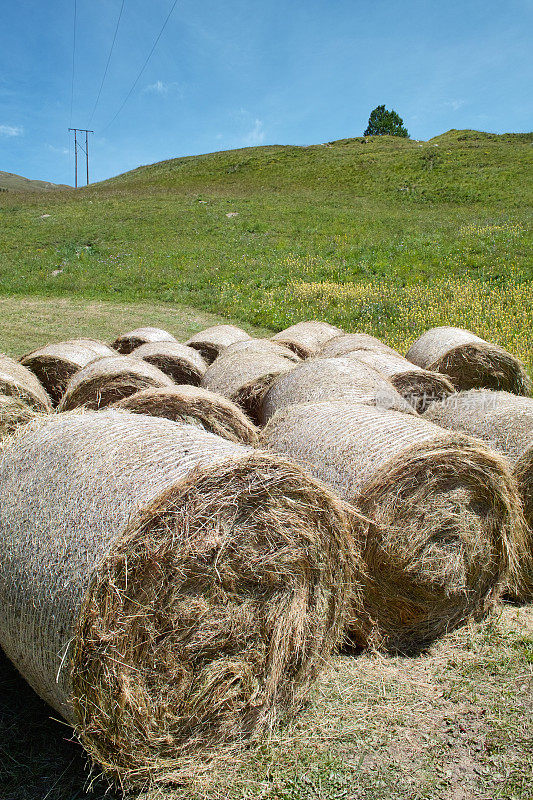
[0,650,118,800]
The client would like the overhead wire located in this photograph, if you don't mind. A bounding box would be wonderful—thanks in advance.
[88,0,126,125]
[100,0,179,134]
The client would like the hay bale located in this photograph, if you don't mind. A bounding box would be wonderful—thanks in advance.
[406,327,531,395]
[113,385,259,445]
[21,342,108,406]
[112,327,177,355]
[261,401,522,653]
[0,409,360,786]
[345,350,455,413]
[319,333,400,358]
[425,389,533,600]
[0,353,51,411]
[63,338,116,357]
[271,321,344,359]
[131,341,207,385]
[185,325,252,364]
[0,394,36,439]
[261,357,416,424]
[58,355,175,411]
[202,342,299,424]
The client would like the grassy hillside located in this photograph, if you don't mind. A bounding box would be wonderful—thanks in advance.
[0,170,71,192]
[0,129,531,367]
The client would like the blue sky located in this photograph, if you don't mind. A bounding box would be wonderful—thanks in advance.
[1,0,532,185]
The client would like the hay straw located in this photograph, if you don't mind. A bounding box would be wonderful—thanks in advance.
[271,321,344,359]
[21,342,108,406]
[0,409,361,787]
[406,326,531,395]
[113,385,259,445]
[425,389,533,600]
[131,341,207,386]
[261,357,416,424]
[261,401,522,653]
[319,333,400,358]
[185,325,252,364]
[58,355,176,411]
[63,339,116,357]
[0,393,37,439]
[0,353,51,411]
[345,350,455,413]
[112,327,177,355]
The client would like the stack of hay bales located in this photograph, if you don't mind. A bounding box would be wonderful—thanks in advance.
[271,321,344,358]
[425,390,533,600]
[0,409,361,786]
[112,327,177,354]
[114,385,259,445]
[407,327,531,395]
[0,353,51,411]
[202,340,300,424]
[131,341,207,385]
[261,401,523,653]
[261,356,415,424]
[59,355,176,410]
[185,325,252,364]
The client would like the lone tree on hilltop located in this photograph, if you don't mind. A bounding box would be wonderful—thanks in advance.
[364,105,409,138]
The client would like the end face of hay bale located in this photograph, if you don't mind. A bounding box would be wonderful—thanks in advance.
[131,341,207,386]
[112,327,177,355]
[319,333,400,359]
[0,393,36,439]
[0,353,51,412]
[185,325,252,364]
[21,342,105,406]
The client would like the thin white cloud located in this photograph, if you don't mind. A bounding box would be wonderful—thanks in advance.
[46,144,69,156]
[242,119,264,146]
[444,99,466,112]
[143,80,183,96]
[0,124,23,137]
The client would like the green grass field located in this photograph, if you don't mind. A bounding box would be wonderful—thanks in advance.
[0,129,532,799]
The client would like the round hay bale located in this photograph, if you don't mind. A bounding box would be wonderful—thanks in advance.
[113,385,259,445]
[0,353,51,412]
[185,325,252,364]
[345,350,455,413]
[112,327,177,355]
[271,321,344,359]
[425,389,533,600]
[0,410,360,786]
[21,342,107,406]
[58,355,176,411]
[63,339,116,357]
[0,393,36,439]
[261,357,415,424]
[406,327,531,395]
[319,333,400,359]
[261,401,521,653]
[202,345,299,424]
[131,341,207,385]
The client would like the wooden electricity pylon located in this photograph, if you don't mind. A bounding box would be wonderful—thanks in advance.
[68,128,93,187]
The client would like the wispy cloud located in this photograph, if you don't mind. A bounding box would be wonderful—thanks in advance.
[46,144,69,156]
[143,80,183,97]
[242,119,264,146]
[444,99,466,112]
[0,124,23,137]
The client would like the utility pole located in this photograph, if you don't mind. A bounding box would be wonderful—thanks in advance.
[68,128,93,188]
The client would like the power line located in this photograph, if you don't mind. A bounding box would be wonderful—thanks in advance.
[88,0,126,125]
[100,0,179,134]
[69,0,77,125]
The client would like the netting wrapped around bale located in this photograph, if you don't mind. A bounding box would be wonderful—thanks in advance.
[185,325,252,364]
[113,385,259,445]
[425,389,533,600]
[0,393,36,439]
[131,341,207,385]
[261,401,522,653]
[58,355,176,411]
[406,327,531,395]
[112,327,177,355]
[261,357,416,424]
[345,350,455,413]
[319,333,400,359]
[0,410,360,787]
[271,321,344,359]
[202,341,299,424]
[21,342,109,406]
[0,353,51,411]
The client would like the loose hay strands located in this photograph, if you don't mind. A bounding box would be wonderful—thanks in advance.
[345,350,455,413]
[0,410,361,787]
[425,389,533,600]
[202,341,299,424]
[185,325,252,364]
[113,386,259,445]
[0,393,36,439]
[261,357,416,424]
[319,333,400,359]
[112,327,178,355]
[58,355,175,411]
[271,321,344,359]
[131,341,207,386]
[21,342,110,406]
[261,401,522,653]
[0,352,51,411]
[406,326,531,395]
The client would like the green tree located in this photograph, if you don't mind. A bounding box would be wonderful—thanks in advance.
[364,105,409,137]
